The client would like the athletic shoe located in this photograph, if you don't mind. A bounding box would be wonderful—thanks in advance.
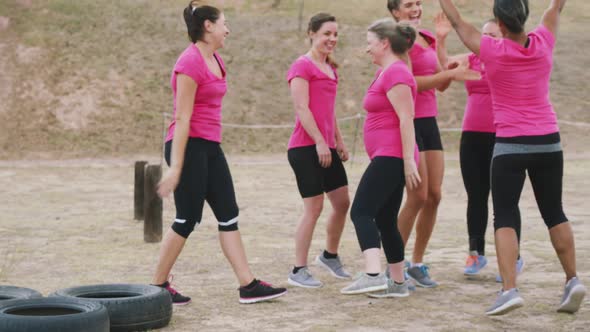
[239,279,287,304]
[557,277,587,313]
[368,279,410,298]
[496,257,525,283]
[340,273,388,295]
[315,254,351,279]
[464,254,488,276]
[485,288,524,316]
[407,265,438,288]
[154,276,191,305]
[385,267,416,291]
[288,267,323,288]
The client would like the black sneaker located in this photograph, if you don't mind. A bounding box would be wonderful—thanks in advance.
[155,281,191,305]
[238,279,287,304]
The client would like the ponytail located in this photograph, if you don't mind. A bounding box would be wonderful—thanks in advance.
[183,0,221,43]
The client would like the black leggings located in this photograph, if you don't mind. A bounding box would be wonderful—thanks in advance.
[350,157,405,264]
[491,134,568,233]
[165,138,239,238]
[460,131,521,255]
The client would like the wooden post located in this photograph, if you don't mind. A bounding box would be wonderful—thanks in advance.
[134,161,148,220]
[144,164,163,243]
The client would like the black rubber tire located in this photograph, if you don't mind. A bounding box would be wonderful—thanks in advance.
[0,286,43,301]
[51,284,172,332]
[0,297,109,332]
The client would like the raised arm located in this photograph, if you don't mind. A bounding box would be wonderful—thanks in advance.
[542,0,567,36]
[387,85,421,190]
[158,74,197,198]
[290,77,332,168]
[435,11,453,69]
[439,0,482,55]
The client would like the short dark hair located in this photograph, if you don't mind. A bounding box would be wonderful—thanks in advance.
[183,1,221,43]
[368,19,416,55]
[387,0,402,12]
[493,0,529,34]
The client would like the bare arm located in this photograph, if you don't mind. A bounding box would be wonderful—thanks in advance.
[435,11,452,70]
[387,85,421,189]
[157,74,197,197]
[542,0,567,35]
[415,71,453,93]
[290,77,332,167]
[439,0,482,55]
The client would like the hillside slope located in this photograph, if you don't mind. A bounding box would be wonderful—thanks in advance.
[0,0,588,158]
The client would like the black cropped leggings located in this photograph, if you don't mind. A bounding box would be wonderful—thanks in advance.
[350,157,405,264]
[491,133,568,234]
[460,131,522,255]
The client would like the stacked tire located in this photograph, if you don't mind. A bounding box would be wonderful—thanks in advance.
[51,284,173,332]
[0,284,173,332]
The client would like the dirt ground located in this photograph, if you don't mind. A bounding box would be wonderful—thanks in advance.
[0,152,589,331]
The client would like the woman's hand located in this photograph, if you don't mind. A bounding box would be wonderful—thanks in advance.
[336,141,349,162]
[435,12,453,40]
[157,168,181,198]
[404,159,422,190]
[450,61,481,81]
[316,141,333,168]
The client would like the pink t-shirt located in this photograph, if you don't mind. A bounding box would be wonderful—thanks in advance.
[362,61,419,162]
[166,44,227,143]
[409,29,439,119]
[287,56,338,149]
[480,25,559,137]
[462,53,495,133]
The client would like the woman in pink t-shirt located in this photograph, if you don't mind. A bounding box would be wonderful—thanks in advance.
[340,19,420,297]
[436,16,525,280]
[387,0,481,289]
[286,13,351,288]
[153,1,287,305]
[440,0,585,315]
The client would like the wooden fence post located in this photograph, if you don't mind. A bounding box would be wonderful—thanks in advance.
[144,164,163,243]
[134,161,148,220]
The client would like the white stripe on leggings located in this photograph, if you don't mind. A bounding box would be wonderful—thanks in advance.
[218,217,238,227]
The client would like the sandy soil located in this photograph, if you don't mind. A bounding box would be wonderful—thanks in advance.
[0,153,589,331]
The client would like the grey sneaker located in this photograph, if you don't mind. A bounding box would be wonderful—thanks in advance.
[288,267,323,288]
[385,267,416,291]
[315,254,351,279]
[368,279,410,298]
[557,277,586,313]
[485,288,524,316]
[407,265,438,288]
[340,273,387,295]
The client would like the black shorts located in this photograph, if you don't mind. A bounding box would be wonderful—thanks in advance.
[287,145,348,198]
[414,117,443,152]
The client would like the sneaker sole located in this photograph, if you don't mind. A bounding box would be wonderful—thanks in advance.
[315,256,351,280]
[464,263,487,276]
[287,278,323,289]
[408,276,438,288]
[172,300,191,306]
[239,290,288,304]
[486,297,524,316]
[367,291,410,299]
[340,283,388,295]
[557,285,587,313]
